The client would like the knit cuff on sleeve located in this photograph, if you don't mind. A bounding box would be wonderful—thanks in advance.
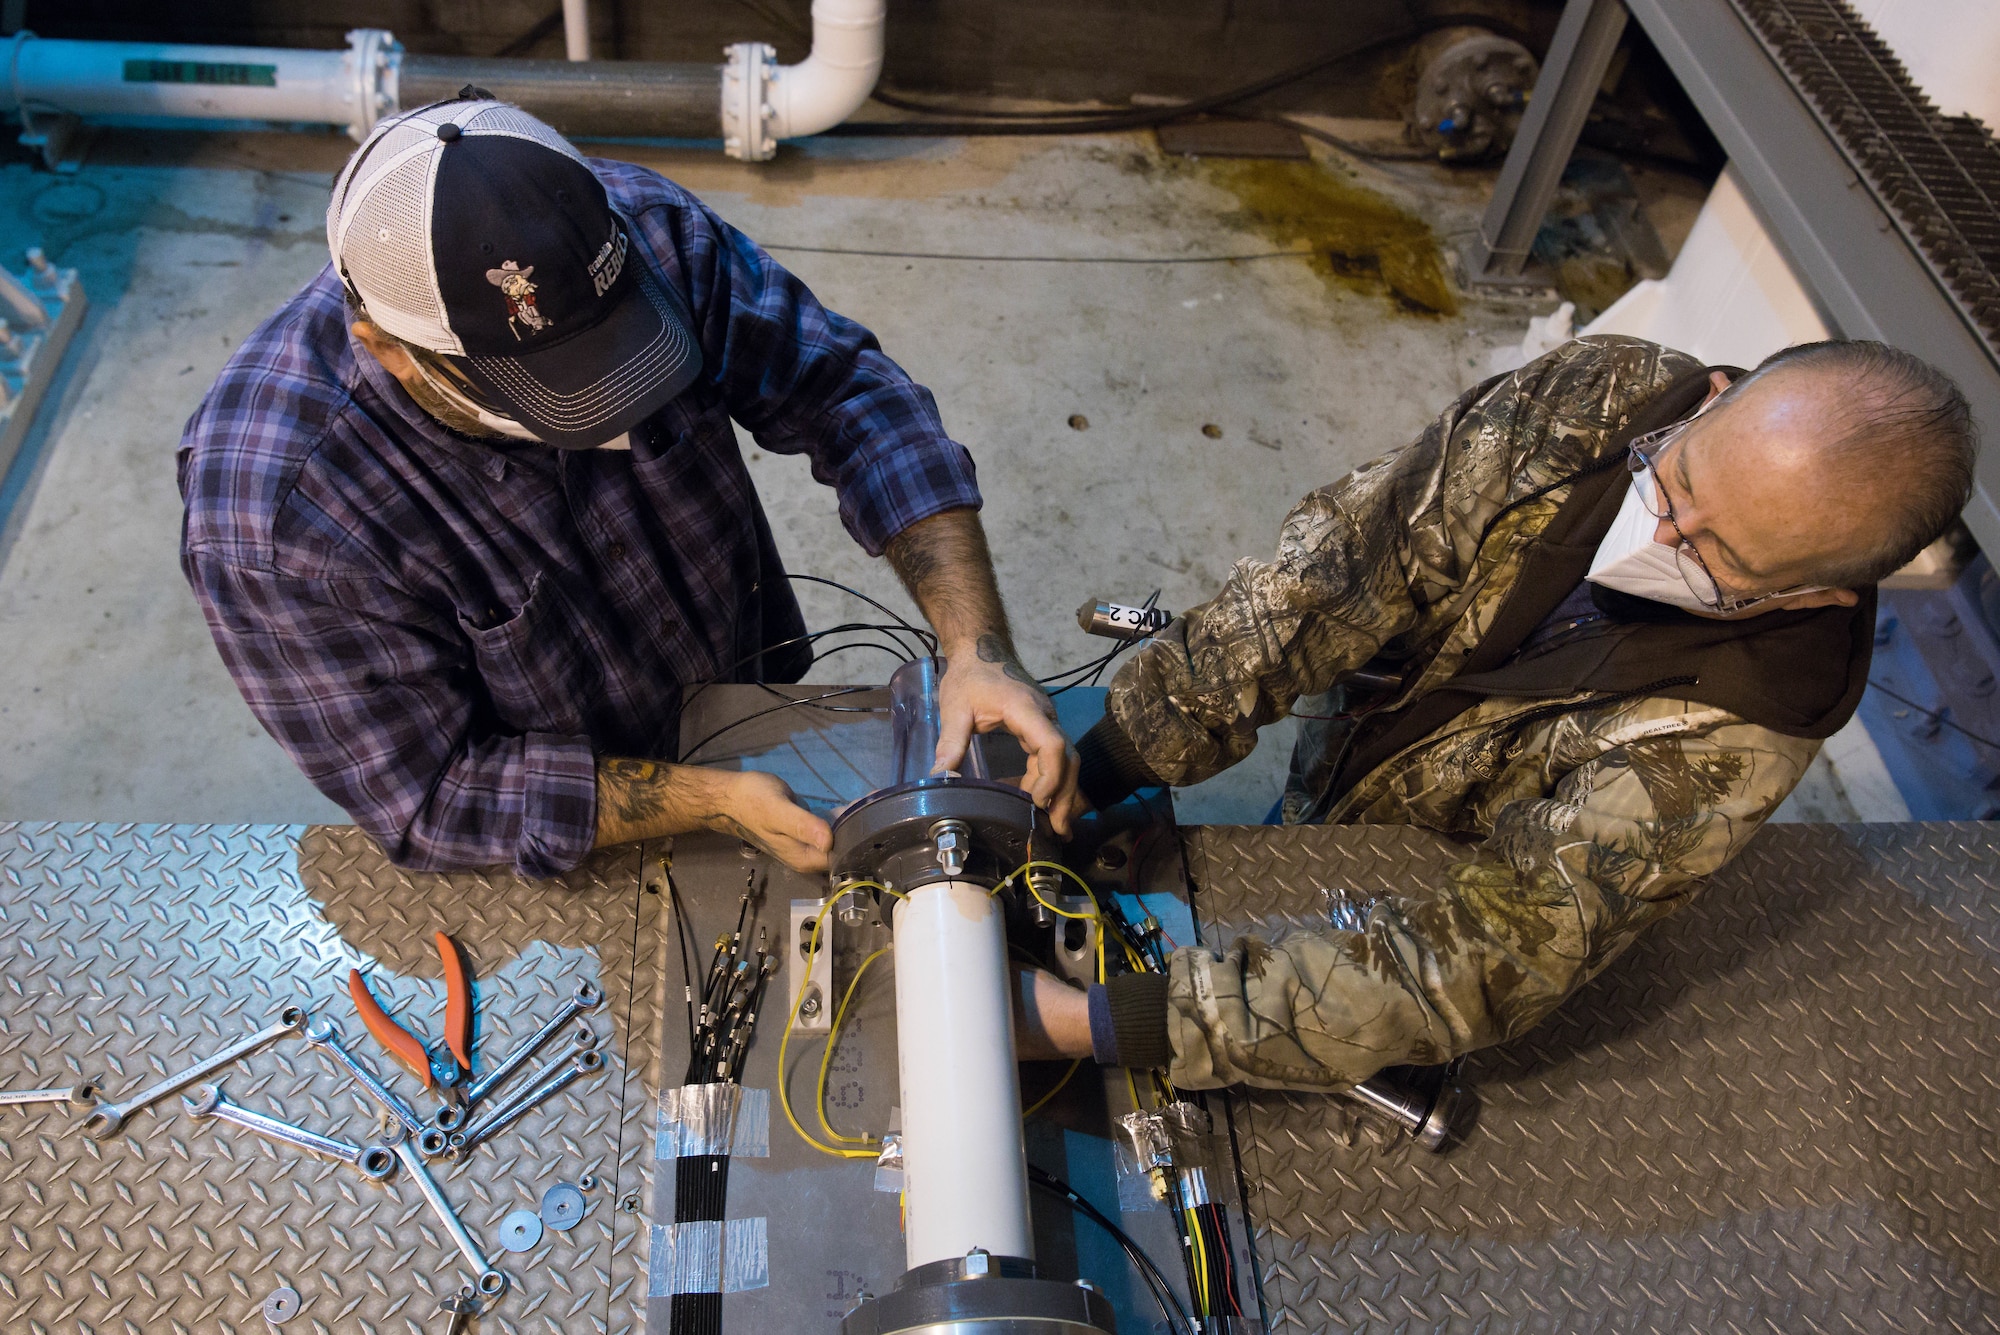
[1086,973,1172,1069]
[1075,713,1166,812]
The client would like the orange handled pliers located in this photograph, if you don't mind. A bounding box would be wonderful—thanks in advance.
[348,931,474,1100]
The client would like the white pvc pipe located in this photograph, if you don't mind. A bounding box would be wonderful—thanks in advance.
[765,0,885,140]
[892,878,1033,1269]
[562,0,592,63]
[0,32,394,140]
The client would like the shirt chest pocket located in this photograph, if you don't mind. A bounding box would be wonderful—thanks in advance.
[458,573,598,736]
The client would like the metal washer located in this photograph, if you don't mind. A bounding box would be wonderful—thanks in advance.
[541,1182,587,1231]
[262,1285,301,1324]
[497,1209,544,1253]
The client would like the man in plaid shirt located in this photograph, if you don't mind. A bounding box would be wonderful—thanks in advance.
[179,97,1077,878]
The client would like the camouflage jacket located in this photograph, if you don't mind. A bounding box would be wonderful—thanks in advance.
[1102,337,1824,1091]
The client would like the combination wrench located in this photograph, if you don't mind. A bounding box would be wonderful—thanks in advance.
[431,981,604,1131]
[447,1046,604,1159]
[183,1084,396,1180]
[82,1006,307,1140]
[387,1130,510,1300]
[0,1079,102,1110]
[301,1017,429,1142]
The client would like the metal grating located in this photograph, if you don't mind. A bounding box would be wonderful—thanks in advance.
[1184,821,2000,1334]
[1731,0,2000,360]
[0,822,664,1335]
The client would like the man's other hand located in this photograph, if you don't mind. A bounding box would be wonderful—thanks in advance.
[710,769,833,873]
[936,636,1084,835]
[593,757,830,873]
[1013,967,1094,1061]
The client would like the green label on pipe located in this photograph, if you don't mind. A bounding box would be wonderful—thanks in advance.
[121,60,278,87]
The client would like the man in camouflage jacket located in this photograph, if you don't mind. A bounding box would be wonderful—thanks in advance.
[1044,334,1972,1092]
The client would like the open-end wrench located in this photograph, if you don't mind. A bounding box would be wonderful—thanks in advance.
[448,1047,604,1159]
[435,1013,597,1133]
[82,1006,308,1140]
[301,1017,428,1141]
[432,981,604,1131]
[387,1132,510,1300]
[420,1027,592,1158]
[445,1026,596,1144]
[0,1078,103,1110]
[183,1084,396,1180]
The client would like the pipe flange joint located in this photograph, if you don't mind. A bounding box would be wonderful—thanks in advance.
[343,28,402,142]
[721,40,777,162]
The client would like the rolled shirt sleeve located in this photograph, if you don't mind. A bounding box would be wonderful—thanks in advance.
[634,174,983,554]
[183,554,598,877]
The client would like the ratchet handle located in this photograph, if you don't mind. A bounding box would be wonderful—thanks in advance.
[349,968,434,1090]
[436,932,473,1074]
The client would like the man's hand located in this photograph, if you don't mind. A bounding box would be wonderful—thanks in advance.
[594,758,832,872]
[1013,967,1095,1061]
[885,508,1083,834]
[936,635,1084,832]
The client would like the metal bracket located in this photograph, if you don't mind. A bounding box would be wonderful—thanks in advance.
[17,104,84,173]
[789,897,832,1033]
[1463,0,1629,283]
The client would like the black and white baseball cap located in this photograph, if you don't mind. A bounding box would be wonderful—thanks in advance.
[328,96,703,448]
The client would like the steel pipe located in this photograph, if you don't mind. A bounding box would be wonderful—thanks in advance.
[398,55,720,139]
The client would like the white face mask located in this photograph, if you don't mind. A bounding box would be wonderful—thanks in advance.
[1587,468,1824,617]
[1585,470,1717,612]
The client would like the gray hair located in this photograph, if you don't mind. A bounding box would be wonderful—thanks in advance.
[1725,339,1977,588]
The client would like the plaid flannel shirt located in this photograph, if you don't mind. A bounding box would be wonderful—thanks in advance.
[179,160,980,877]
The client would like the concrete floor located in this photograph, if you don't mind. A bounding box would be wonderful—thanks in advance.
[0,126,1890,826]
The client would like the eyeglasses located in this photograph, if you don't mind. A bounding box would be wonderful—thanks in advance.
[1624,422,1814,615]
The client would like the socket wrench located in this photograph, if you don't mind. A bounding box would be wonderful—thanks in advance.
[183,1084,396,1181]
[388,1134,509,1300]
[448,1047,604,1159]
[432,981,604,1131]
[0,1078,102,1110]
[82,1006,308,1140]
[301,1017,428,1141]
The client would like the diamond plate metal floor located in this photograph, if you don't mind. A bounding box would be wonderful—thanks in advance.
[1184,821,2000,1334]
[0,822,665,1335]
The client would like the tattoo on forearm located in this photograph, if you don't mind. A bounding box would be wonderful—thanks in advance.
[599,757,667,829]
[976,632,1041,690]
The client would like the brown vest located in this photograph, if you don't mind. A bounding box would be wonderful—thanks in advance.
[1330,367,1875,801]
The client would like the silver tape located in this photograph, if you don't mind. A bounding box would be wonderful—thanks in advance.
[647,1217,770,1296]
[656,1083,768,1159]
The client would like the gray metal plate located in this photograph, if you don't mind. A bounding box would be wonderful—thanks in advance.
[1184,821,2000,1333]
[0,821,663,1334]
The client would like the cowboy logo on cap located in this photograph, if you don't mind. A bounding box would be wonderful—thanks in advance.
[486,260,548,339]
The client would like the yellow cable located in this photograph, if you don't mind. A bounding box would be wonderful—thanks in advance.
[1188,1204,1212,1314]
[777,887,878,1159]
[817,945,888,1145]
[1020,1058,1081,1120]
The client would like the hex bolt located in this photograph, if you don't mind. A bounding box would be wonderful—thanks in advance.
[83,1006,308,1140]
[0,1078,102,1110]
[439,981,603,1124]
[450,1047,604,1159]
[302,1018,427,1140]
[183,1085,396,1181]
[928,818,971,878]
[389,1137,509,1299]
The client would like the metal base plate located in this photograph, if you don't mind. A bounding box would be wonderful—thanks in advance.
[1187,821,2000,1332]
[0,822,663,1334]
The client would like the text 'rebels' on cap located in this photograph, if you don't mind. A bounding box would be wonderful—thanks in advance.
[328,100,703,449]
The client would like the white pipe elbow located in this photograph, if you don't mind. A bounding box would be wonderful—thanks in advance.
[721,0,885,161]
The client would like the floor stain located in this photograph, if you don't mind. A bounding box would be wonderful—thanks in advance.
[1200,158,1457,315]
